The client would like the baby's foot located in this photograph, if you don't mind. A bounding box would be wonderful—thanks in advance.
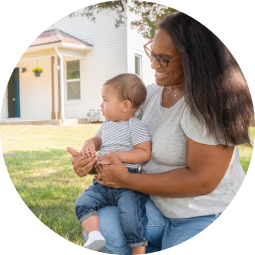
[83,231,106,251]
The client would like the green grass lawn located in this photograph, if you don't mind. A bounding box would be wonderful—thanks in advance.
[0,125,254,246]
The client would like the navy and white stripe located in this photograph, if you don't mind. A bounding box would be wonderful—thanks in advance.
[96,117,151,169]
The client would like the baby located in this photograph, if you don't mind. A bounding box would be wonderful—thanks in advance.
[75,73,151,254]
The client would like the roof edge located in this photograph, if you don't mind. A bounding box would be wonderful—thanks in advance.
[26,42,93,53]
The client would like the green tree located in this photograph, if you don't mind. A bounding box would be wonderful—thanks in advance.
[69,1,176,39]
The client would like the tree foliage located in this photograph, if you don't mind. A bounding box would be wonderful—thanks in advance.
[129,1,176,39]
[69,1,176,39]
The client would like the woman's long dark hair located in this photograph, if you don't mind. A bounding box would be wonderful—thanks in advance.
[160,12,254,147]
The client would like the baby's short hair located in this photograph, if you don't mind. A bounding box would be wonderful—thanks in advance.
[104,73,147,109]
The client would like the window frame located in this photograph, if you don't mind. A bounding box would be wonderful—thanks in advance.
[134,54,142,78]
[65,59,82,102]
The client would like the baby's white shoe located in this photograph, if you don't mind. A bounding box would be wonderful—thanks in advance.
[83,231,106,251]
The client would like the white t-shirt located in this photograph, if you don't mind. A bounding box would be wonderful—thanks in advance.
[137,84,246,218]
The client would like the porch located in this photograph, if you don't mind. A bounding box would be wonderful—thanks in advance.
[1,29,94,124]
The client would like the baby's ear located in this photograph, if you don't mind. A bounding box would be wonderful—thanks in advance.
[122,100,132,112]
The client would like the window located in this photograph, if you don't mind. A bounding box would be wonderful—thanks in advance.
[66,60,81,100]
[135,54,142,77]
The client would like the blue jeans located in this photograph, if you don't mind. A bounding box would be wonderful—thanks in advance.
[75,168,148,248]
[83,198,221,254]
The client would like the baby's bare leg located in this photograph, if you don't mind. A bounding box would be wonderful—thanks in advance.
[132,245,146,254]
[81,215,106,251]
[82,215,100,233]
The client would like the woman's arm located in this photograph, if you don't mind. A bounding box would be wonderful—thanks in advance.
[95,137,235,197]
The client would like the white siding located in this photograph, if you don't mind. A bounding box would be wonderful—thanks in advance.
[1,59,52,121]
[18,58,52,120]
[49,10,128,119]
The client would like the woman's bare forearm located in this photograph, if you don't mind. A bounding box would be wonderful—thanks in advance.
[122,167,210,198]
[122,141,233,197]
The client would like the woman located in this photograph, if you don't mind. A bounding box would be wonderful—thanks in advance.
[67,12,253,254]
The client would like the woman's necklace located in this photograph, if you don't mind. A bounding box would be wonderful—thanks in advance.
[165,86,184,97]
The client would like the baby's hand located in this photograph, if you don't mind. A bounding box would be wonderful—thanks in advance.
[80,139,96,157]
[96,152,115,165]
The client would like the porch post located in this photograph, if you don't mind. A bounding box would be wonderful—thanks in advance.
[51,56,57,119]
[57,56,61,119]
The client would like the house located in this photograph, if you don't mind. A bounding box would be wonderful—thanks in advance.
[1,8,154,125]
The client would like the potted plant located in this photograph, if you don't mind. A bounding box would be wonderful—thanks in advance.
[32,67,43,77]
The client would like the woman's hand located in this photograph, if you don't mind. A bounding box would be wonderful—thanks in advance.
[67,147,97,177]
[95,152,130,188]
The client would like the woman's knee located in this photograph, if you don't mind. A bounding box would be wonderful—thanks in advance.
[145,198,166,248]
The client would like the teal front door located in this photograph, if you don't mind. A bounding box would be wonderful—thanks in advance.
[7,68,21,118]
